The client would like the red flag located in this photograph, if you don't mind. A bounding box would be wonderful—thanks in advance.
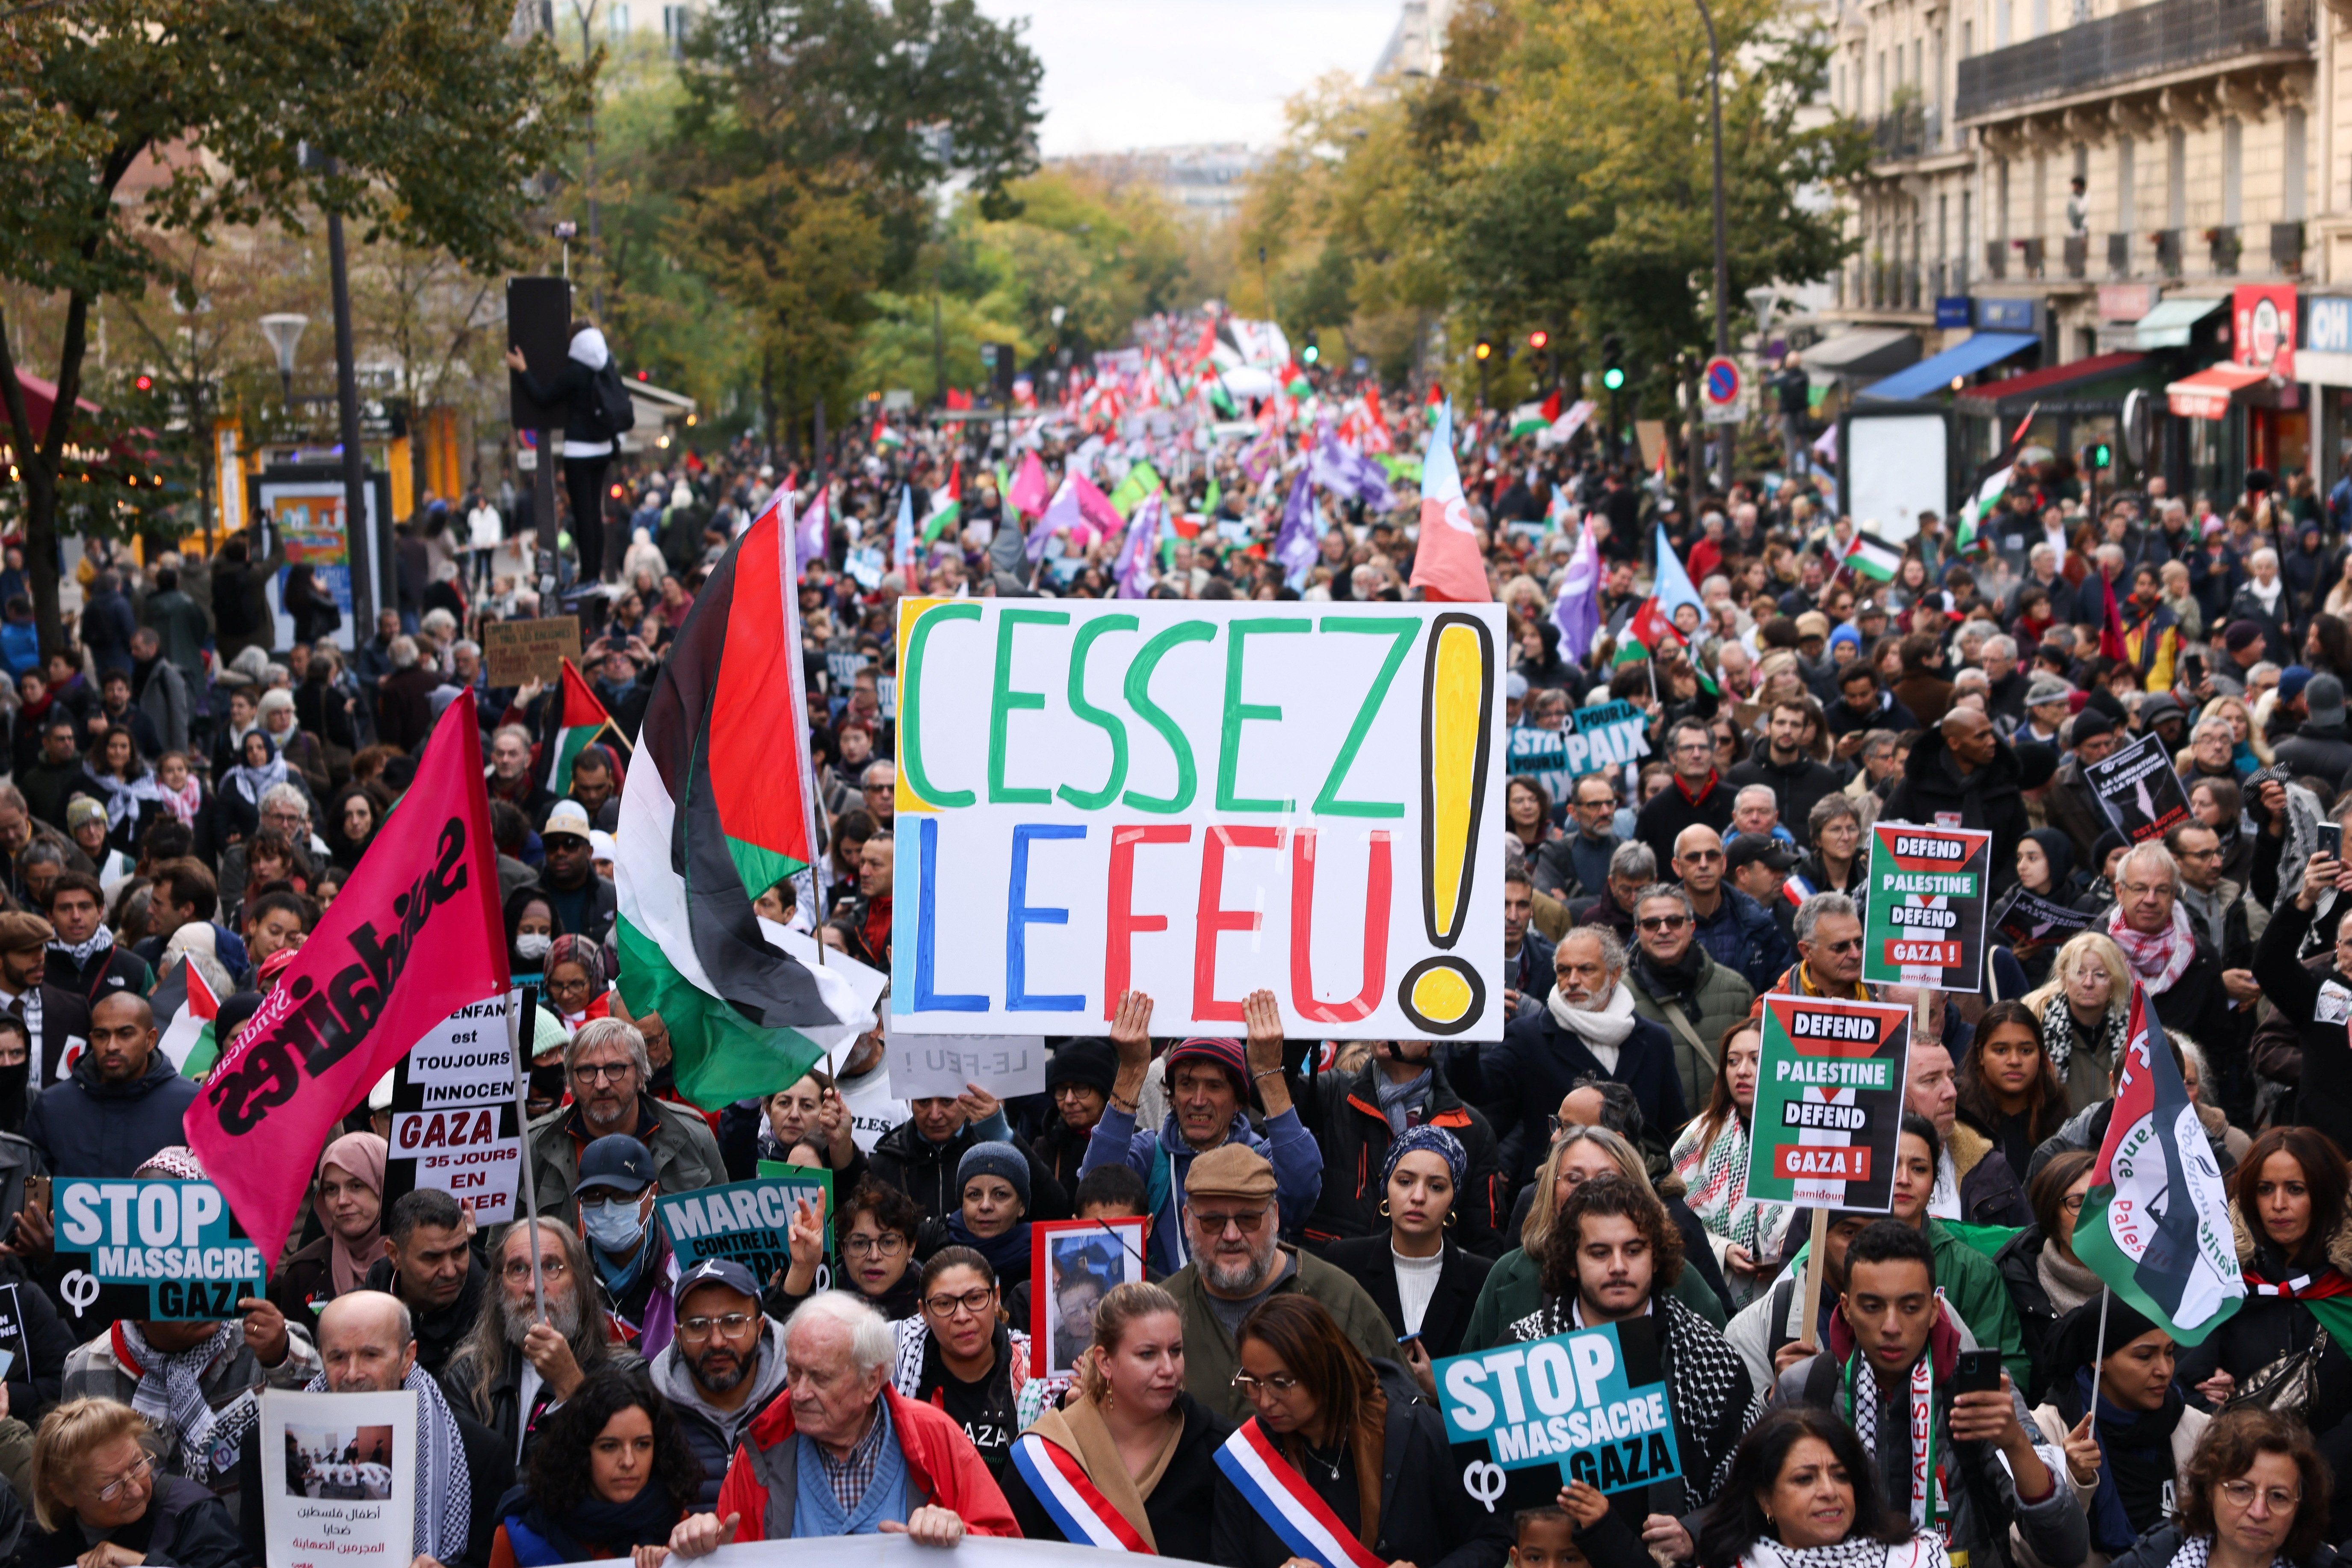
[185,692,509,1264]
[945,387,972,411]
[1627,596,1684,650]
[2099,566,2128,663]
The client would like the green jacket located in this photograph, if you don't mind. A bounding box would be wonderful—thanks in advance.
[1458,1243,1727,1354]
[1628,949,1758,1116]
[1167,1246,1398,1423]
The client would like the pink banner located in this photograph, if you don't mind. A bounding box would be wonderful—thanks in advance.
[185,692,510,1265]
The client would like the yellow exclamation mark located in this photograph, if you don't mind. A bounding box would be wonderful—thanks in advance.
[1399,611,1494,1035]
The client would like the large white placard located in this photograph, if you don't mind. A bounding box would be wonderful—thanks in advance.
[261,1388,416,1568]
[889,599,1509,1041]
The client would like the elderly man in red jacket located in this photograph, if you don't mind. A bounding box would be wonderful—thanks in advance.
[667,1290,1017,1549]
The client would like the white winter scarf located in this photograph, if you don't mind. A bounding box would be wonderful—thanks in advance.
[1548,980,1640,1057]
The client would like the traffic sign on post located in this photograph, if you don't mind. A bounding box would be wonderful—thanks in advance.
[1701,355,1744,425]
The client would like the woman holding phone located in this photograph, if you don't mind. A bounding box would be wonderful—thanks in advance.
[2249,841,2352,1156]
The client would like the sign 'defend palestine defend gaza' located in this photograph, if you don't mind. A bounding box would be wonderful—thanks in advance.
[889,600,1509,1042]
[1860,823,1992,992]
[1744,996,1915,1211]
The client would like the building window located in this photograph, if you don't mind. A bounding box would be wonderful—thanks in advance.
[2286,107,2308,222]
[607,2,626,32]
[1995,0,2009,48]
[1997,157,2010,240]
[2116,136,2134,235]
[2222,118,2243,227]
[2167,128,2186,230]
[1961,19,1972,57]
[2031,0,2048,34]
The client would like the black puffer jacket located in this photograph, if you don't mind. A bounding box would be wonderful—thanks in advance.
[866,1116,1069,1224]
[1297,1055,1505,1258]
[1991,1224,2068,1409]
[1879,725,2039,895]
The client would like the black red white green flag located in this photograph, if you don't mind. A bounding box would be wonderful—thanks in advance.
[612,496,867,1106]
[536,658,616,796]
[2074,984,2243,1345]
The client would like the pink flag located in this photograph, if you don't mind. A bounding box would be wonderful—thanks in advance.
[1072,473,1125,545]
[1008,451,1050,520]
[185,692,509,1264]
[1408,401,1492,603]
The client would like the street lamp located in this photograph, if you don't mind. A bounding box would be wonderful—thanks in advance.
[258,314,309,406]
[1692,0,1732,493]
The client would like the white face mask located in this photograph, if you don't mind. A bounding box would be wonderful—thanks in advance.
[515,933,553,962]
[581,1196,647,1254]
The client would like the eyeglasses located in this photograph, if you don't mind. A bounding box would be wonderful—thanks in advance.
[92,1453,154,1503]
[1637,915,1690,932]
[571,1060,633,1084]
[677,1312,758,1341]
[2061,1193,2086,1214]
[845,1233,907,1257]
[1191,1208,1269,1235]
[2219,1480,2301,1512]
[924,1286,996,1318]
[1231,1369,1301,1395]
[503,1256,570,1282]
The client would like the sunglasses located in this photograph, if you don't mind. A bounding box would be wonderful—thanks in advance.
[1637,915,1690,932]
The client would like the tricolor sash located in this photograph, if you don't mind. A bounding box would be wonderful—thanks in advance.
[1011,1433,1155,1553]
[1213,1419,1386,1568]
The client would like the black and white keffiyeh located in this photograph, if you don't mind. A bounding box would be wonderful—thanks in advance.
[1742,1534,1952,1568]
[1508,1292,1754,1511]
[119,1320,256,1484]
[303,1364,472,1565]
[2035,991,2125,1076]
[2167,1536,2284,1568]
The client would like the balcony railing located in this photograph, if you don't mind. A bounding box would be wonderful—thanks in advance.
[2063,234,2090,278]
[1983,240,2008,280]
[2154,228,2184,276]
[2209,225,2243,275]
[2107,233,2132,275]
[2272,221,2305,273]
[1955,0,2312,122]
[1870,102,1941,161]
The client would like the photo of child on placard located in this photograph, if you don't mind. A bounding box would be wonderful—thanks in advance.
[284,1422,396,1499]
[1031,1218,1146,1379]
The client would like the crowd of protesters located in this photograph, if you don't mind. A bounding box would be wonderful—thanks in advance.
[0,317,2345,1568]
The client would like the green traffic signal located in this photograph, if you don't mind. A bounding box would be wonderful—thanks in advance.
[1601,366,1626,391]
[2089,442,2112,469]
[1303,345,1319,365]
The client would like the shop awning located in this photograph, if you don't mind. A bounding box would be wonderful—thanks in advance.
[1797,327,1921,378]
[2166,362,2269,420]
[1857,332,2039,401]
[1953,351,2147,409]
[2128,296,2227,350]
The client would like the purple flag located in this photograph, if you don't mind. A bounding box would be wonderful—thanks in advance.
[1275,472,1319,588]
[1028,476,1078,561]
[1553,517,1602,660]
[1115,494,1162,598]
[1310,435,1394,510]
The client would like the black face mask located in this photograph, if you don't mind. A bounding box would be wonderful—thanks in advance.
[529,1062,568,1103]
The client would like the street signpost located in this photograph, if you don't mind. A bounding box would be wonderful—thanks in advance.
[1701,355,1744,424]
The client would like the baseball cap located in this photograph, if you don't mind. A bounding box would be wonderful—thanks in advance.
[544,800,594,843]
[2279,665,2315,703]
[2308,673,2346,726]
[576,1134,656,1196]
[2225,620,2265,654]
[673,1256,761,1311]
[1725,833,1799,873]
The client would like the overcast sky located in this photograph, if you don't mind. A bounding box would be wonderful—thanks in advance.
[973,0,1403,157]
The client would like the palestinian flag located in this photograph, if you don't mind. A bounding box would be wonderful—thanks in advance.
[1507,390,1563,439]
[1841,532,1903,582]
[920,462,961,543]
[537,659,617,796]
[2074,985,2244,1345]
[155,959,220,1078]
[872,419,905,452]
[1956,465,2013,553]
[612,501,869,1107]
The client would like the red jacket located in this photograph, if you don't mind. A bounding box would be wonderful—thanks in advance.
[713,1382,1020,1541]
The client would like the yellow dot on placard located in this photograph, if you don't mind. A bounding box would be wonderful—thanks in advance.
[1412,964,1474,1024]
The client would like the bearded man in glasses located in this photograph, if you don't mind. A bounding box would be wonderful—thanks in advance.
[1625,883,1757,1118]
[1162,1145,1395,1423]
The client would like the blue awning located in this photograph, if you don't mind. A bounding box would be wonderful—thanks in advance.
[1856,332,2039,401]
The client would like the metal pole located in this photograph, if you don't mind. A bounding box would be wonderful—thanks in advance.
[1696,0,1733,495]
[326,189,375,633]
[510,988,547,1326]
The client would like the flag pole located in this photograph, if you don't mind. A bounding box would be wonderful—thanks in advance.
[510,986,547,1326]
[2092,1284,2111,1376]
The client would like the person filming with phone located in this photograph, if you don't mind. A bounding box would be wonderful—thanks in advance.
[1770,1219,2086,1568]
[2252,825,2352,1156]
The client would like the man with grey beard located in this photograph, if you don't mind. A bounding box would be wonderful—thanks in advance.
[1161,1144,1394,1421]
[437,1217,641,1465]
[648,1258,789,1503]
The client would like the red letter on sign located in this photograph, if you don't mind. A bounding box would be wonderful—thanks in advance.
[1289,829,1391,1025]
[1194,826,1283,1022]
[1104,825,1191,1019]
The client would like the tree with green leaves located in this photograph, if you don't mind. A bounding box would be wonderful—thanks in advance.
[0,0,594,654]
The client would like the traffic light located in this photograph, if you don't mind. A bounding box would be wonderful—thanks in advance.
[1600,334,1626,392]
[1528,329,1550,352]
[1474,339,1493,362]
[134,375,152,392]
[1303,331,1319,366]
[2088,441,2113,469]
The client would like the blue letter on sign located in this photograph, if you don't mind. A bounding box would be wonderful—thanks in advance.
[1007,824,1086,1011]
[914,816,986,1012]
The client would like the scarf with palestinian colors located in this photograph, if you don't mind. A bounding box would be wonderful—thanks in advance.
[1670,1110,1764,1260]
[1847,1343,1942,1535]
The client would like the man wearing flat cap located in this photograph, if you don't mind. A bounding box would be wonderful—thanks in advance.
[1161,1143,1393,1422]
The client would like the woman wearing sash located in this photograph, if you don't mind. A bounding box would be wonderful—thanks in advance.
[1210,1294,1510,1568]
[1001,1282,1229,1559]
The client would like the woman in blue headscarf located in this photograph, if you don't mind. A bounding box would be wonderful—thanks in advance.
[1318,1125,1492,1389]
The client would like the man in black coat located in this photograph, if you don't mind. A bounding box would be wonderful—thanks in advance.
[1296,1039,1506,1257]
[1633,717,1735,869]
[2251,847,2352,1155]
[1726,699,1844,850]
[237,1291,511,1568]
[1468,925,1684,1184]
[1880,708,2034,894]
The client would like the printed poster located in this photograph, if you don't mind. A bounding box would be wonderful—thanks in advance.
[262,1388,416,1568]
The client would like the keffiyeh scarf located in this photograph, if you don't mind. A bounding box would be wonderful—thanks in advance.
[48,924,113,969]
[1507,1292,1749,1512]
[2035,992,2126,1076]
[1670,1111,1764,1260]
[2168,1536,2284,1568]
[116,1320,255,1484]
[156,774,202,826]
[1847,1346,1941,1533]
[1743,1536,1951,1568]
[304,1363,472,1565]
[2105,902,2199,995]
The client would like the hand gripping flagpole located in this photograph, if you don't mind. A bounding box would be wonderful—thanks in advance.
[511,987,547,1326]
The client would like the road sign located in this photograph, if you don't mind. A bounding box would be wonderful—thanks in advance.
[1701,356,1744,425]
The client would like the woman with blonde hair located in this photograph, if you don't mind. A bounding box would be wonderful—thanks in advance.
[2202,693,2275,774]
[999,1281,1229,1557]
[2022,931,2135,1108]
[24,1397,242,1568]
